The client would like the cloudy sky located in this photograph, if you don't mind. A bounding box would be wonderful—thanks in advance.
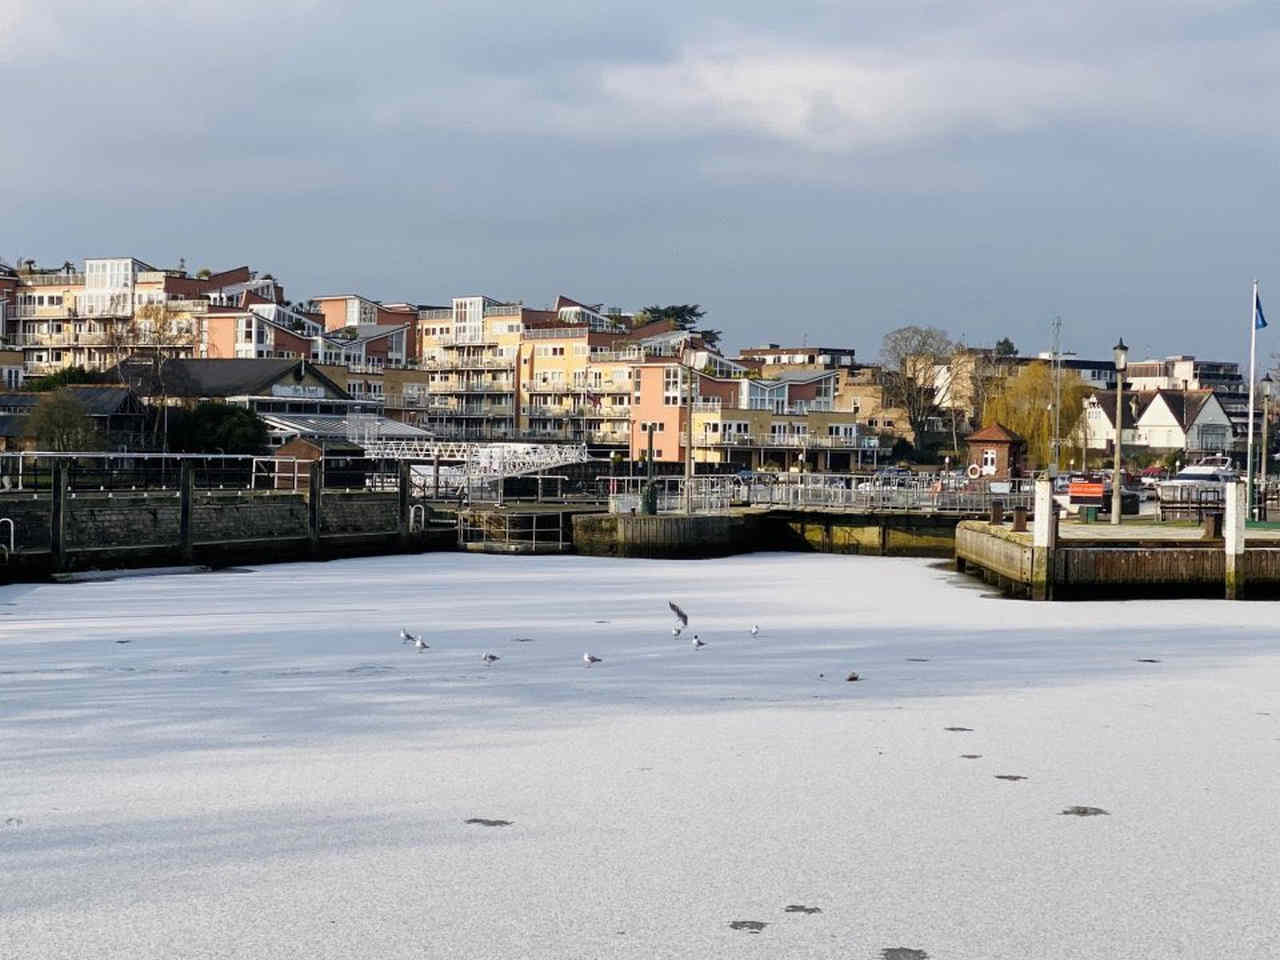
[4,0,1279,363]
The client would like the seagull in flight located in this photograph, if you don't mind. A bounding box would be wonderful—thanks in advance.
[482,653,500,666]
[691,634,705,649]
[672,624,683,638]
[583,652,603,667]
[413,635,429,652]
[750,624,759,637]
[400,628,420,645]
[668,601,689,628]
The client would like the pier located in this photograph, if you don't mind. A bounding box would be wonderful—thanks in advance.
[955,478,1280,599]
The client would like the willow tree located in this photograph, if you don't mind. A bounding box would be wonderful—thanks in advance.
[982,361,1092,468]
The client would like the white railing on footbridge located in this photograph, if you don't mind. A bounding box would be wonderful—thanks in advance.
[359,440,595,496]
[606,473,1036,515]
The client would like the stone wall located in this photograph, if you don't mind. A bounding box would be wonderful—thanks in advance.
[192,492,309,543]
[0,494,53,552]
[66,493,181,549]
[320,493,399,536]
[0,484,444,583]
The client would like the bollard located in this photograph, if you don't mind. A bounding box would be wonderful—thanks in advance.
[989,499,1004,525]
[1011,506,1028,532]
[1201,512,1223,539]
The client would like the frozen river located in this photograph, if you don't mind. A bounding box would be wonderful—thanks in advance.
[3,553,1279,959]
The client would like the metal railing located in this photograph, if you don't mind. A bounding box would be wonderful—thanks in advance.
[16,273,84,286]
[604,473,1036,515]
[696,433,885,450]
[457,509,570,551]
[0,452,314,492]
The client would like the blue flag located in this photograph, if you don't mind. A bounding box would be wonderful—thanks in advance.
[1258,290,1268,330]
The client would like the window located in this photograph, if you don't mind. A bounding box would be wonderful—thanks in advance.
[982,449,998,469]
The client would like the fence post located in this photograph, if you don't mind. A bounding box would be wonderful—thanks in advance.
[50,461,68,573]
[308,459,323,555]
[1225,478,1247,600]
[398,461,411,548]
[179,461,195,562]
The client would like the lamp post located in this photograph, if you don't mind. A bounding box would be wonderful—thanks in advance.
[1111,338,1128,525]
[684,362,695,514]
[1261,374,1273,520]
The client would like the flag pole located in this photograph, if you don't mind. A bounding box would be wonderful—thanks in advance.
[1247,280,1259,518]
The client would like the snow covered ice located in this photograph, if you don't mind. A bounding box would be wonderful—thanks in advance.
[3,553,1280,959]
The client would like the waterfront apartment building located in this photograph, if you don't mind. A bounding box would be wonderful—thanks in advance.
[1,258,284,376]
[629,346,896,471]
[403,296,544,440]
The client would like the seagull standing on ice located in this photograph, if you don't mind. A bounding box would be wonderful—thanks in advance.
[750,624,759,637]
[482,652,500,666]
[583,652,603,667]
[691,634,705,649]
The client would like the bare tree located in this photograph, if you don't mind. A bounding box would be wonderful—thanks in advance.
[27,389,100,451]
[880,325,954,452]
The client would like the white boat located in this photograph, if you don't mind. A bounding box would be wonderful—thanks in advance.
[1155,457,1236,517]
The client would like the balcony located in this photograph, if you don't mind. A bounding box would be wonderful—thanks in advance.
[11,330,114,348]
[429,381,514,394]
[522,326,589,340]
[17,272,84,286]
[420,357,513,371]
[693,433,883,450]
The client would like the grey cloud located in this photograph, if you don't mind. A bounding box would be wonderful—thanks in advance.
[3,1,1279,362]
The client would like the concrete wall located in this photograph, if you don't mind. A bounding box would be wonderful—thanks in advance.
[573,513,761,558]
[775,514,958,557]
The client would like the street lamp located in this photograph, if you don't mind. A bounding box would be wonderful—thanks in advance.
[1111,338,1128,525]
[1261,373,1273,520]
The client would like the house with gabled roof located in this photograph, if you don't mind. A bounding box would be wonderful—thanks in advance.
[1132,389,1232,455]
[1082,388,1233,456]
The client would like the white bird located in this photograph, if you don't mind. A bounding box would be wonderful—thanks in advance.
[691,634,705,649]
[414,635,429,652]
[750,624,759,637]
[482,652,500,665]
[583,652,603,666]
[672,624,683,638]
[668,601,689,628]
[400,628,419,645]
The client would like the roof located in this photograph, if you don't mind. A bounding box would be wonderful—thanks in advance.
[118,358,349,400]
[968,423,1024,444]
[1089,390,1154,430]
[260,413,431,442]
[0,413,28,437]
[0,386,142,417]
[755,369,838,385]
